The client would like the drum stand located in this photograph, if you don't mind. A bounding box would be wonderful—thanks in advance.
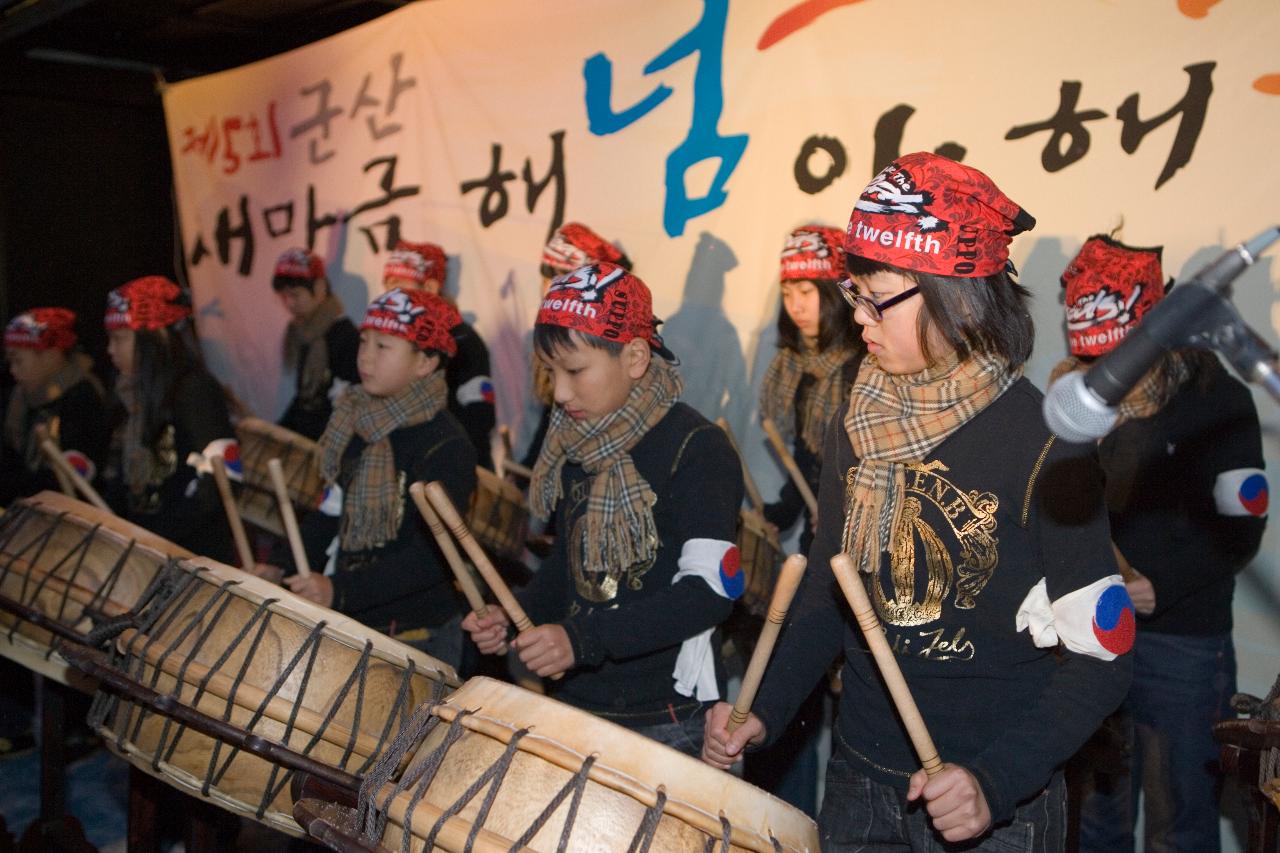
[1215,719,1280,853]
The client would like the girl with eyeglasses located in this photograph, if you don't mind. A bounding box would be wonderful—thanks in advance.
[705,152,1134,853]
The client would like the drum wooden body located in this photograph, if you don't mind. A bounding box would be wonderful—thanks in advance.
[0,491,186,688]
[235,417,324,538]
[466,467,529,563]
[366,677,818,852]
[738,509,783,618]
[91,557,460,837]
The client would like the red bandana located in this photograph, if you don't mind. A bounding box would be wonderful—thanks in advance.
[780,225,845,282]
[393,240,447,283]
[844,152,1035,278]
[5,308,77,351]
[541,222,624,276]
[361,288,459,355]
[105,277,192,331]
[538,262,667,352]
[274,248,325,281]
[1062,235,1167,357]
[383,249,428,284]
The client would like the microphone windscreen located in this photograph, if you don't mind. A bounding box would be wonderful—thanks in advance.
[1043,371,1118,443]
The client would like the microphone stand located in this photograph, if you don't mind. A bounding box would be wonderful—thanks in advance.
[1192,303,1280,406]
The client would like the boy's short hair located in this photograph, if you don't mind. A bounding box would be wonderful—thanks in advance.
[532,323,625,360]
[535,262,676,362]
[272,248,326,292]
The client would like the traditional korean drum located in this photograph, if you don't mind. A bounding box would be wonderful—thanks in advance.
[465,466,529,564]
[737,509,783,619]
[0,491,185,688]
[359,677,819,852]
[90,556,460,838]
[235,417,324,538]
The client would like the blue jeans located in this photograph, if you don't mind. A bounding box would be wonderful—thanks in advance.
[819,748,1066,852]
[628,701,709,758]
[1077,631,1236,853]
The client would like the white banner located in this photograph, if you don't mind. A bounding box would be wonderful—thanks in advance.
[164,0,1280,688]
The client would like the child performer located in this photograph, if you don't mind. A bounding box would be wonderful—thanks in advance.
[703,153,1134,851]
[102,276,237,562]
[383,239,495,469]
[256,288,477,669]
[273,248,359,441]
[760,224,864,552]
[519,221,633,468]
[464,263,744,756]
[2,308,107,505]
[1055,236,1268,853]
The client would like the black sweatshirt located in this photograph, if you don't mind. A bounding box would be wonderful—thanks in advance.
[752,379,1132,823]
[1,377,108,506]
[446,320,495,470]
[279,317,360,441]
[104,369,236,562]
[518,402,745,727]
[278,409,477,633]
[1100,356,1266,636]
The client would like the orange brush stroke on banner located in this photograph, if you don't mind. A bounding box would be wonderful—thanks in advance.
[758,0,866,50]
[1177,0,1221,18]
[1254,74,1280,95]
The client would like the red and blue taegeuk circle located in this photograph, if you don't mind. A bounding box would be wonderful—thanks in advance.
[1238,473,1269,517]
[719,545,744,600]
[1091,584,1135,655]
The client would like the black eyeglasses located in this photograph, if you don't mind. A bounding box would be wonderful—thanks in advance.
[836,278,921,323]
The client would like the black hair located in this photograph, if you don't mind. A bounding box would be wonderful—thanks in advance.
[539,250,634,282]
[419,347,452,370]
[775,277,863,355]
[845,254,1035,369]
[272,274,323,293]
[132,322,209,445]
[532,323,625,360]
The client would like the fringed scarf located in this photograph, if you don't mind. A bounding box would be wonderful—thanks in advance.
[1048,353,1190,427]
[284,294,345,406]
[842,352,1018,575]
[318,370,447,551]
[3,357,97,468]
[530,358,683,578]
[760,342,857,455]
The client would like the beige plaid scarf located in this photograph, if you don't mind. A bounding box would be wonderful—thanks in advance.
[842,351,1018,575]
[319,370,447,551]
[760,342,857,455]
[284,293,345,407]
[1049,353,1190,427]
[4,357,96,468]
[530,357,683,577]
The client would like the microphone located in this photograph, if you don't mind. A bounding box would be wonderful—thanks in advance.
[1044,226,1280,442]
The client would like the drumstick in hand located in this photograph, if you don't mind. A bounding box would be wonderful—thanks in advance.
[211,456,255,570]
[715,417,766,514]
[268,457,311,578]
[830,553,943,777]
[423,480,561,679]
[761,418,818,518]
[729,554,807,733]
[34,423,110,511]
[409,482,507,653]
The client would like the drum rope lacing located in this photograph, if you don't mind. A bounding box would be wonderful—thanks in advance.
[356,700,766,852]
[89,561,427,821]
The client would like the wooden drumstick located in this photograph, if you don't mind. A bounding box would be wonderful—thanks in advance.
[268,457,311,578]
[715,417,766,514]
[1111,542,1139,584]
[728,554,807,733]
[502,458,534,482]
[211,456,255,570]
[33,424,110,511]
[423,480,562,679]
[761,418,818,518]
[410,482,492,621]
[830,553,943,777]
[498,425,515,459]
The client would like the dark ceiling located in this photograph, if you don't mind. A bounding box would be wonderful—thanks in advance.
[0,0,408,100]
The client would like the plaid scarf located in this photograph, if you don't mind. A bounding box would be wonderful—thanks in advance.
[842,351,1018,575]
[4,357,98,469]
[114,374,153,496]
[530,357,683,578]
[1049,354,1190,427]
[760,342,857,455]
[319,370,447,551]
[283,293,345,407]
